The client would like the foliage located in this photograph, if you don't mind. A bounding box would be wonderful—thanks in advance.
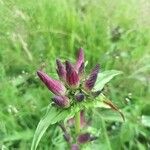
[0,0,150,149]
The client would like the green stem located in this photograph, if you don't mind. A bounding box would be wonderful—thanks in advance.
[101,117,112,150]
[75,111,80,134]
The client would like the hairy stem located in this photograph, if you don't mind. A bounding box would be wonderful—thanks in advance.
[75,111,80,134]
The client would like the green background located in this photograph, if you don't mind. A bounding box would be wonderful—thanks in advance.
[0,0,150,149]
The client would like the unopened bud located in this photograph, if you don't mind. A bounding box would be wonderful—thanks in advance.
[56,59,66,81]
[75,93,84,102]
[52,96,70,108]
[84,64,100,91]
[66,61,79,88]
[77,133,91,144]
[37,70,66,95]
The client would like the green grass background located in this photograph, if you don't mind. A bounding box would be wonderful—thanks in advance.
[0,0,150,149]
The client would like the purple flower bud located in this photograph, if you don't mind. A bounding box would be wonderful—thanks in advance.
[37,70,66,95]
[56,59,66,81]
[75,93,84,102]
[76,48,84,71]
[52,95,70,108]
[84,64,100,91]
[77,133,91,144]
[71,144,79,150]
[66,61,79,88]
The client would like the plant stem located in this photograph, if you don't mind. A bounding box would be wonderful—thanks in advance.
[101,117,112,150]
[75,111,80,134]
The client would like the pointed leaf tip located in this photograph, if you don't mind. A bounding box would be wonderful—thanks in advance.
[95,70,123,91]
[103,100,125,121]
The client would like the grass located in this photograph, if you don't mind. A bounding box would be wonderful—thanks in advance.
[0,0,150,149]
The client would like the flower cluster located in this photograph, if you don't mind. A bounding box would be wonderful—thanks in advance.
[37,48,101,108]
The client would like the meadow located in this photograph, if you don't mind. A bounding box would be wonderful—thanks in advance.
[0,0,150,149]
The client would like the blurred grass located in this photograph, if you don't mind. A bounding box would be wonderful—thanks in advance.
[0,0,150,149]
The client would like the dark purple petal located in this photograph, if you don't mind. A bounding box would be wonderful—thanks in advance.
[52,95,70,108]
[37,70,66,95]
[66,61,79,88]
[75,93,85,102]
[76,48,84,71]
[71,144,79,150]
[77,133,91,144]
[56,59,66,81]
[84,64,100,91]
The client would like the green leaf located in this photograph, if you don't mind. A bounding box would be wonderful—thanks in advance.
[94,70,123,91]
[31,95,109,150]
[31,105,70,150]
[120,122,135,143]
[141,115,150,127]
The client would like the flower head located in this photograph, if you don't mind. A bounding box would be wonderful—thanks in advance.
[37,48,101,109]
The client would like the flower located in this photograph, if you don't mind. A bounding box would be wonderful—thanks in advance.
[37,70,66,95]
[56,59,66,81]
[66,61,79,88]
[77,133,91,144]
[77,133,97,144]
[75,93,85,102]
[37,48,101,108]
[84,64,100,91]
[52,95,70,108]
